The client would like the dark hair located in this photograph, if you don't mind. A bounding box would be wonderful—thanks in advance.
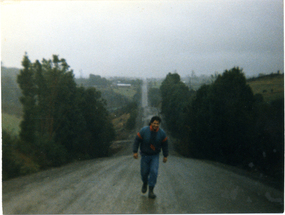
[149,116,161,125]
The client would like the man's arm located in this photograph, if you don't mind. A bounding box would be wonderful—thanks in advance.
[161,137,169,159]
[133,132,142,159]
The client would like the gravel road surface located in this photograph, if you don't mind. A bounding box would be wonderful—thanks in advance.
[2,144,283,213]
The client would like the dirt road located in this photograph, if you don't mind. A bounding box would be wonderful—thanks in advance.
[2,142,284,214]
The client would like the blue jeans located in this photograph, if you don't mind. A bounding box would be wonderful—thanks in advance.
[140,154,159,187]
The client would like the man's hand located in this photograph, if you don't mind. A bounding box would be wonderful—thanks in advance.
[163,157,168,163]
[133,153,138,159]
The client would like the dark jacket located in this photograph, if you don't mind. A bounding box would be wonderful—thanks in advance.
[133,125,169,157]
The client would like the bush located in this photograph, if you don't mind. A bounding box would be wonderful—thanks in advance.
[17,153,40,176]
[178,68,256,165]
[148,87,161,107]
[2,130,40,180]
[126,109,138,130]
[33,133,68,168]
[2,130,21,180]
[252,98,284,179]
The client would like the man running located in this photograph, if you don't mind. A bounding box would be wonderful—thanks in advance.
[133,116,169,199]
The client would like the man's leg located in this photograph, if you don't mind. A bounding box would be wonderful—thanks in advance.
[148,154,159,198]
[140,155,150,185]
[148,154,159,187]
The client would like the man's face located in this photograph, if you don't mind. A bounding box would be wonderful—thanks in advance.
[151,120,160,130]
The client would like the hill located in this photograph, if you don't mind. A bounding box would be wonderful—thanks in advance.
[2,113,21,135]
[1,67,20,78]
[1,67,22,116]
[247,74,284,102]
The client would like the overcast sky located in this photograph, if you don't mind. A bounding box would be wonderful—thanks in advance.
[1,0,283,78]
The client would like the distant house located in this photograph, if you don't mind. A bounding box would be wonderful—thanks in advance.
[117,83,131,87]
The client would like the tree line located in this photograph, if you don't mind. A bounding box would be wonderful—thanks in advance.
[76,74,142,113]
[158,67,283,186]
[3,54,115,179]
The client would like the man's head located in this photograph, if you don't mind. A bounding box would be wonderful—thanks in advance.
[149,116,161,131]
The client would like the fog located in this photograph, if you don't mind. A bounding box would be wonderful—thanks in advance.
[1,0,283,78]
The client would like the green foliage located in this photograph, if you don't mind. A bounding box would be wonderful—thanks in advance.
[160,67,283,184]
[75,76,142,111]
[2,130,40,180]
[187,68,256,165]
[125,110,138,130]
[125,102,139,130]
[252,98,284,179]
[183,84,212,158]
[148,87,161,107]
[101,89,130,110]
[2,130,21,180]
[211,68,255,164]
[113,87,137,100]
[33,133,68,168]
[88,74,110,86]
[15,54,115,172]
[17,54,37,145]
[132,84,142,105]
[160,73,193,138]
[76,87,115,158]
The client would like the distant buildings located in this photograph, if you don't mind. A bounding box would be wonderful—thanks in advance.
[117,83,131,87]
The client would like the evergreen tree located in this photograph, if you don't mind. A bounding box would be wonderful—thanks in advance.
[148,88,161,107]
[209,67,255,164]
[185,67,255,165]
[160,72,191,137]
[184,84,212,158]
[17,54,115,168]
[17,54,37,149]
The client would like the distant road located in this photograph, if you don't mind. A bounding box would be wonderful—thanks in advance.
[141,78,148,107]
[141,79,159,125]
[2,79,283,214]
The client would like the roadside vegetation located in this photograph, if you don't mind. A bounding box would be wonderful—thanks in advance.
[2,55,141,180]
[155,68,283,189]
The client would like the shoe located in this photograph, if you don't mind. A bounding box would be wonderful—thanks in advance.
[148,186,156,199]
[142,183,147,193]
